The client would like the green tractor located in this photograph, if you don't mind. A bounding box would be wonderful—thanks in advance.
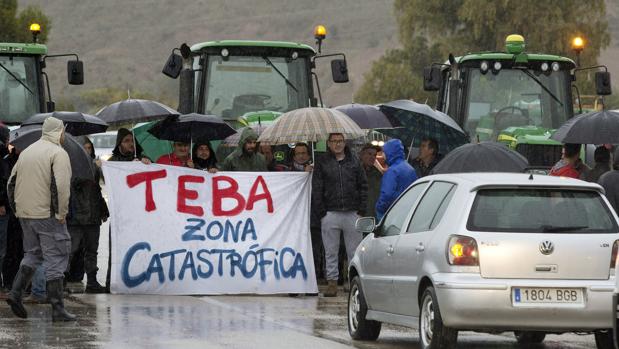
[162,25,349,121]
[423,34,612,169]
[0,23,84,125]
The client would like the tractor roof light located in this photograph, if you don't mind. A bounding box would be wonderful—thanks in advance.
[492,61,502,74]
[551,62,560,72]
[314,25,327,40]
[480,60,489,74]
[541,62,549,72]
[314,25,327,54]
[572,36,585,53]
[506,34,525,54]
[30,23,41,43]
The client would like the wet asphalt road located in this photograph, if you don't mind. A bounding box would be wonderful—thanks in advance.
[0,290,603,348]
[0,196,604,348]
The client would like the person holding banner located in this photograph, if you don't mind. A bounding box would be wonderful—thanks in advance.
[109,128,151,164]
[5,117,76,321]
[192,140,218,173]
[156,142,194,168]
[312,133,367,297]
[221,128,268,171]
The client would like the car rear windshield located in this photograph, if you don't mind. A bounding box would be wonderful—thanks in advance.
[467,188,618,233]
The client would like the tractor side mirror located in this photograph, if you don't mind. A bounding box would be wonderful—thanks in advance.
[67,60,83,85]
[162,53,183,79]
[595,71,612,96]
[423,66,441,91]
[331,59,349,83]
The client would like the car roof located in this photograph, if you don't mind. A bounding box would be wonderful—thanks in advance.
[420,173,604,193]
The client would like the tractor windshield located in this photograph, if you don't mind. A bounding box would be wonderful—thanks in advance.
[202,55,310,119]
[0,55,41,124]
[465,68,571,142]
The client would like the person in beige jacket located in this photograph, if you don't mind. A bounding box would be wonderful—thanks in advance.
[5,117,76,321]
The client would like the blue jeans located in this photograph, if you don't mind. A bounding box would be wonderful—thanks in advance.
[0,214,8,287]
[31,265,46,297]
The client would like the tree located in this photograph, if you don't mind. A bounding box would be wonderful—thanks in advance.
[0,0,51,43]
[356,0,610,103]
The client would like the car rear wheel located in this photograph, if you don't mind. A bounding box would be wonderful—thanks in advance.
[419,286,458,349]
[514,331,546,344]
[594,329,614,349]
[347,276,381,340]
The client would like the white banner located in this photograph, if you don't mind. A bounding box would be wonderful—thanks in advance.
[102,162,317,295]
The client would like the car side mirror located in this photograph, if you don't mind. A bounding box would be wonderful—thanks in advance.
[331,59,349,83]
[67,60,83,85]
[423,66,441,91]
[595,71,612,96]
[355,217,376,234]
[162,53,183,79]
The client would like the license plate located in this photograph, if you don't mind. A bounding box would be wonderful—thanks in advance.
[512,287,583,304]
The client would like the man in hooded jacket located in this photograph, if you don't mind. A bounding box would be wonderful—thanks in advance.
[599,147,619,215]
[375,139,418,221]
[5,117,76,321]
[221,128,267,171]
[109,128,151,163]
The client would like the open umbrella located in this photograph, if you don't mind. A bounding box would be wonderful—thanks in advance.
[377,100,468,156]
[431,142,529,175]
[551,110,619,144]
[95,98,178,126]
[335,103,400,129]
[257,107,364,145]
[241,110,281,126]
[21,111,108,136]
[10,125,95,180]
[132,121,173,162]
[148,113,237,143]
[222,125,269,147]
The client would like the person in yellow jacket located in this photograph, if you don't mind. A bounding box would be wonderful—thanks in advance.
[5,117,76,321]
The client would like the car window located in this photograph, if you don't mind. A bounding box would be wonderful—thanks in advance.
[429,185,456,230]
[379,182,429,237]
[407,182,456,233]
[91,134,117,149]
[467,188,618,233]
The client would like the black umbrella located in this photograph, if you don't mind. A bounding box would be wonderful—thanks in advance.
[377,100,468,155]
[551,110,619,144]
[10,126,95,180]
[334,103,401,129]
[431,142,529,174]
[95,98,178,125]
[148,113,237,144]
[21,111,108,136]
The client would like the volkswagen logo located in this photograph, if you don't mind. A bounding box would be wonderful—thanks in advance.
[539,241,554,255]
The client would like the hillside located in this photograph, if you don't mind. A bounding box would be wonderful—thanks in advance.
[19,0,398,111]
[18,0,619,112]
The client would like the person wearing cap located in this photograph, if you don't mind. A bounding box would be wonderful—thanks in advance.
[599,148,619,215]
[5,117,75,321]
[220,128,267,171]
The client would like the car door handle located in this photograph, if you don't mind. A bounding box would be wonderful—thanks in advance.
[415,244,425,252]
[387,246,394,255]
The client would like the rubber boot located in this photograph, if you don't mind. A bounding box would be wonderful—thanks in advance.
[85,272,106,294]
[323,280,338,297]
[6,265,35,318]
[47,278,77,322]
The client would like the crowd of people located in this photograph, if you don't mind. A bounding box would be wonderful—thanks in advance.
[2,116,618,322]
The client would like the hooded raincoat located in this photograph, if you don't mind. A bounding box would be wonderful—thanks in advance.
[109,128,145,162]
[375,139,417,221]
[8,117,72,220]
[220,128,267,171]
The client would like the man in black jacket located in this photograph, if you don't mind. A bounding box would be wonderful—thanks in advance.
[312,133,367,297]
[0,125,10,291]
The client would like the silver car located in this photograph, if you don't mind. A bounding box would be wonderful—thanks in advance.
[348,173,619,349]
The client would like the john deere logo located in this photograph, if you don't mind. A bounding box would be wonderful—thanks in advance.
[274,151,285,161]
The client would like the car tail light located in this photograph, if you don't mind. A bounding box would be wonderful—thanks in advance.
[448,235,479,266]
[611,240,619,269]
